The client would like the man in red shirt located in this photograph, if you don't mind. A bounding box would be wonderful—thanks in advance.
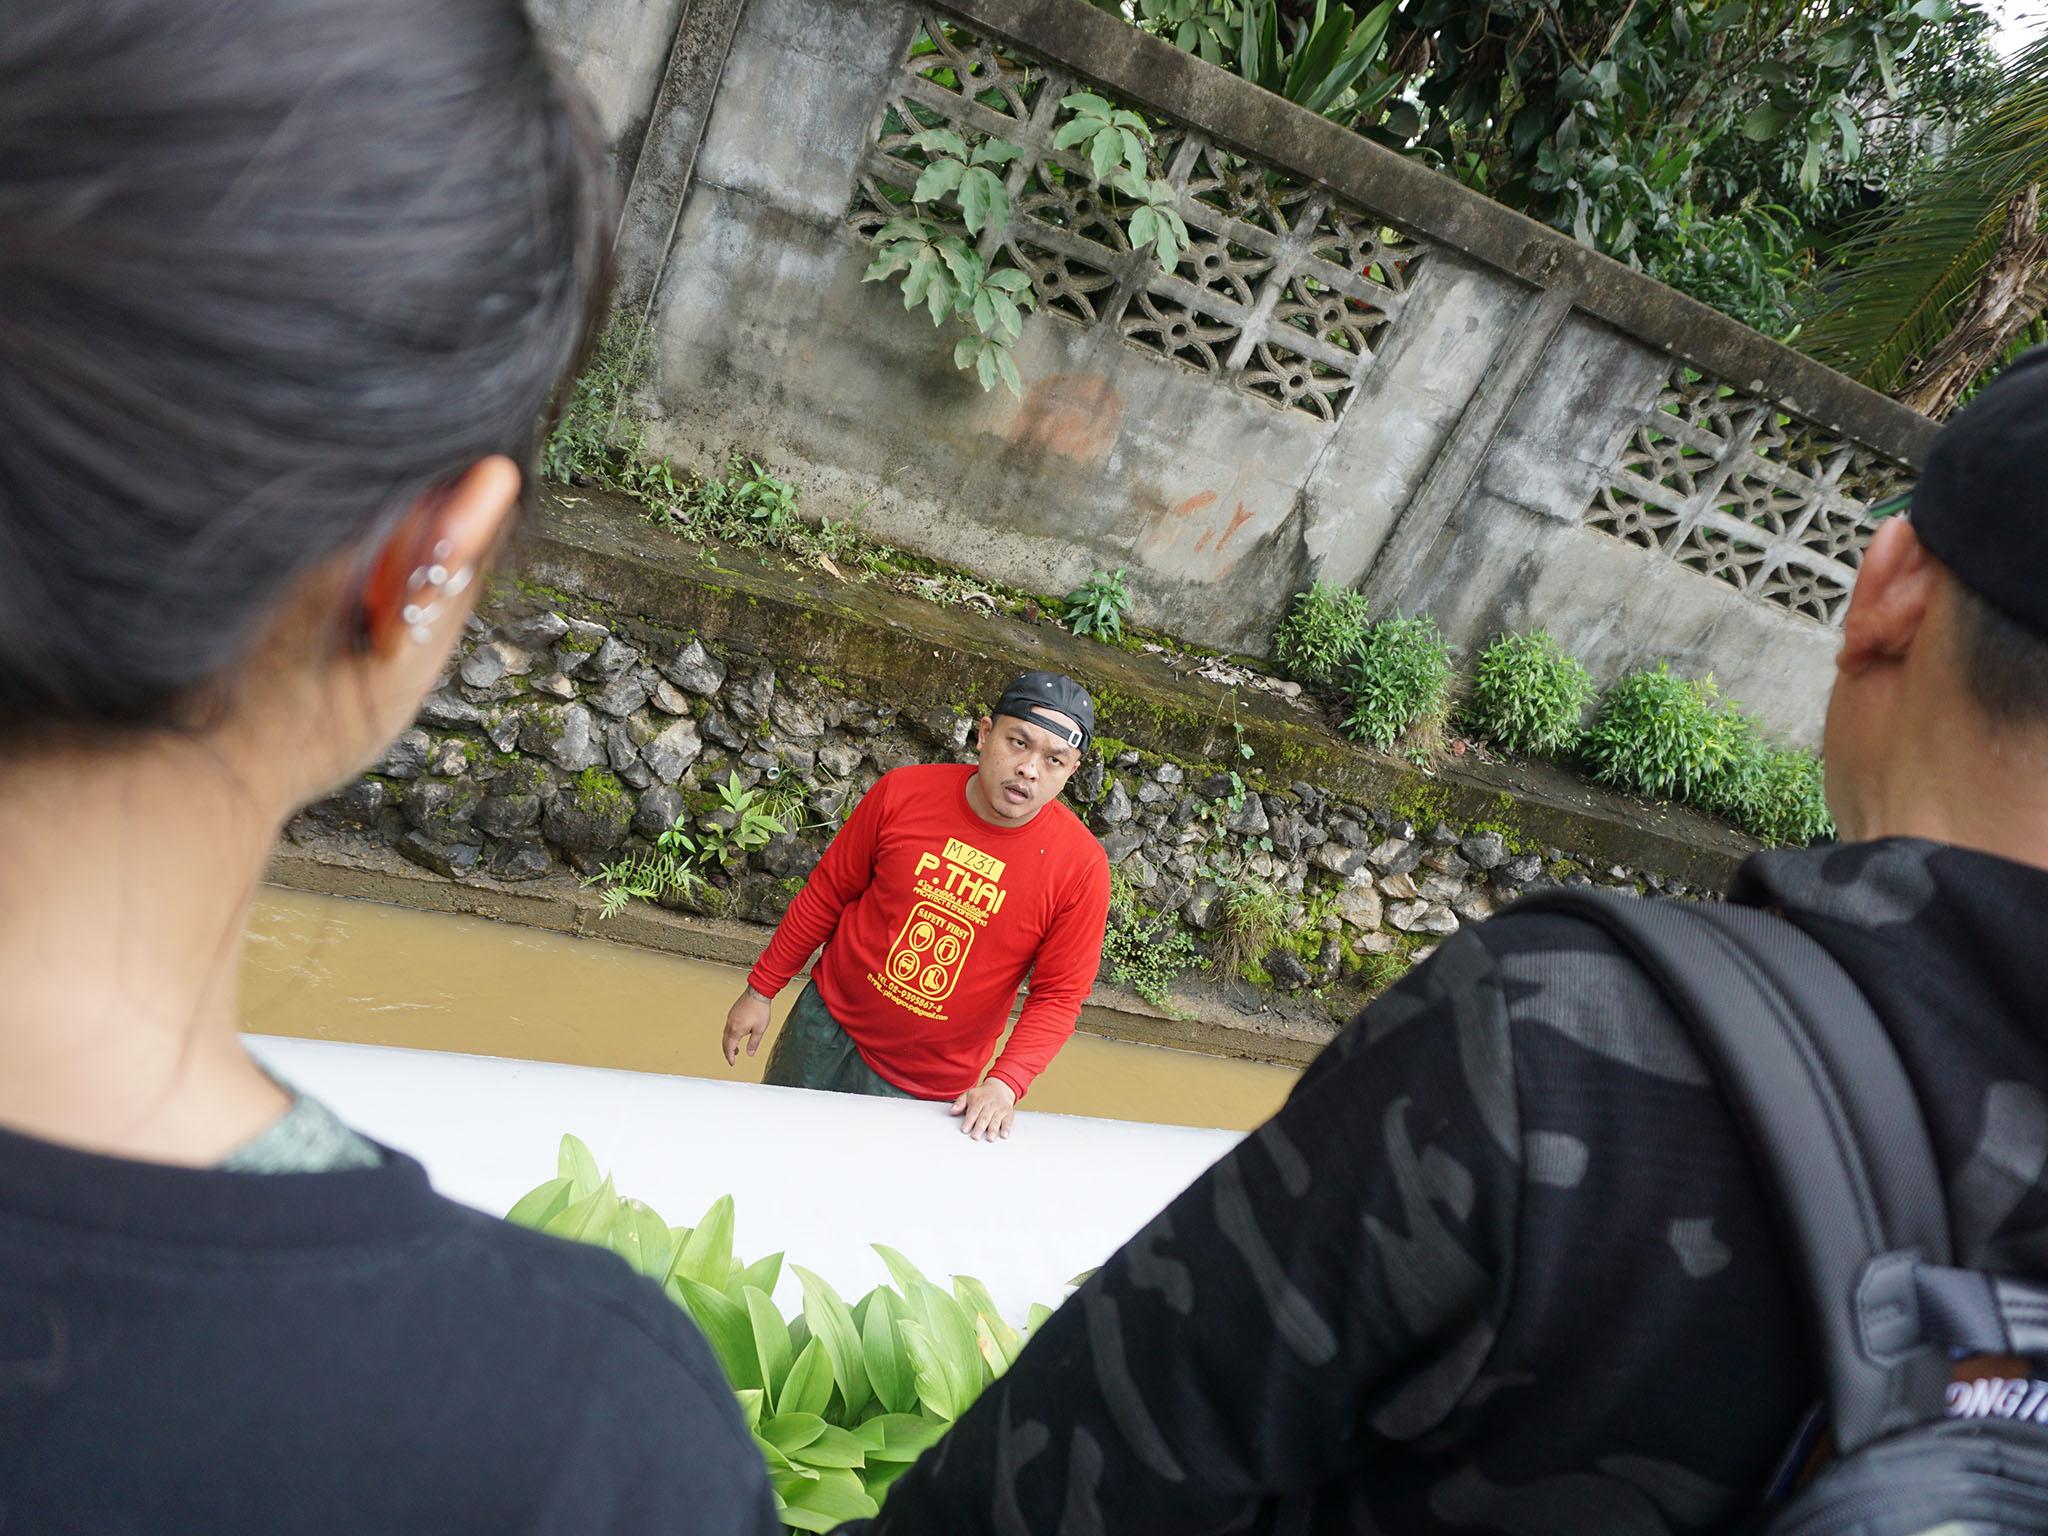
[721,673,1112,1141]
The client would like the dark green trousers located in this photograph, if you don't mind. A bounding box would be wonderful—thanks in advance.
[761,980,917,1099]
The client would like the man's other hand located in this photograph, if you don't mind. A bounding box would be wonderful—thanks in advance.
[950,1078,1017,1141]
[723,988,772,1065]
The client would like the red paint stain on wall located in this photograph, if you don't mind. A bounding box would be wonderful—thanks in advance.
[1172,490,1219,520]
[1005,373,1124,465]
[1215,502,1256,551]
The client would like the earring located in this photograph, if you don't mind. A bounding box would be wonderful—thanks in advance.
[401,542,474,646]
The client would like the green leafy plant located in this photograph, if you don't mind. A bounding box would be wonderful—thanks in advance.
[863,87,1189,394]
[1465,630,1595,760]
[589,776,788,919]
[540,314,656,487]
[1739,744,1835,848]
[1697,706,1835,847]
[1213,877,1287,981]
[1581,664,1731,803]
[1062,568,1133,642]
[1052,93,1193,267]
[694,775,790,871]
[1100,872,1204,1006]
[861,125,1037,395]
[1271,580,1374,688]
[586,814,708,920]
[509,1136,1064,1532]
[1339,615,1453,757]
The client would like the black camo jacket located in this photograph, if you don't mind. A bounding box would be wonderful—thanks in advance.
[856,838,2048,1535]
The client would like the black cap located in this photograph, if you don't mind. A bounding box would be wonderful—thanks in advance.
[992,671,1094,750]
[1911,346,2048,636]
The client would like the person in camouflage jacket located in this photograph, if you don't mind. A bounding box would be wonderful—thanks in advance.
[849,355,2048,1535]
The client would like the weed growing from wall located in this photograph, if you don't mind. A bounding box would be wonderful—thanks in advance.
[1271,581,1374,689]
[1213,878,1287,981]
[1697,707,1835,846]
[589,776,787,919]
[1465,630,1594,759]
[540,315,654,487]
[1100,871,1204,1006]
[1339,616,1453,759]
[1062,568,1133,642]
[1582,664,1729,802]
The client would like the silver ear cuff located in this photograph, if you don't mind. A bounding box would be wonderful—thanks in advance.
[402,540,474,645]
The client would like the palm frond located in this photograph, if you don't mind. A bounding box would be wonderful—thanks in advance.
[1802,30,2048,393]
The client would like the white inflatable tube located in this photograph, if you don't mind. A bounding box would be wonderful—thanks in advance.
[247,1035,1241,1324]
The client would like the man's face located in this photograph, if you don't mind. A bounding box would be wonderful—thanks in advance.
[973,711,1082,824]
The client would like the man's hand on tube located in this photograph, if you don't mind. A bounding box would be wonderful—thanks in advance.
[949,1078,1017,1141]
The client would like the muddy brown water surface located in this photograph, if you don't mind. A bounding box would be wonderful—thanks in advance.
[243,890,1299,1132]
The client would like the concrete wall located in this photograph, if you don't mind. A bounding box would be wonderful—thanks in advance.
[540,0,1933,747]
[530,0,689,193]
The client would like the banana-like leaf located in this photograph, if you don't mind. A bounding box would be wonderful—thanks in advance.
[951,1275,1021,1368]
[873,1244,931,1297]
[671,1276,762,1392]
[779,1338,835,1419]
[556,1133,601,1198]
[504,1176,573,1231]
[775,1468,878,1532]
[861,1287,914,1415]
[540,1176,617,1245]
[896,1318,957,1421]
[794,1265,872,1418]
[745,1286,794,1403]
[787,1422,867,1470]
[760,1411,828,1456]
[609,1198,672,1280]
[673,1194,735,1288]
[856,1413,947,1463]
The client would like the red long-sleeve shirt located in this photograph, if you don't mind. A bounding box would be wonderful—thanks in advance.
[747,764,1112,1100]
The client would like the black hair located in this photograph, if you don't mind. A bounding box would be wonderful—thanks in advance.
[0,0,611,739]
[1955,580,2048,727]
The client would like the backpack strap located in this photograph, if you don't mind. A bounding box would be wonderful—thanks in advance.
[1510,889,1954,1453]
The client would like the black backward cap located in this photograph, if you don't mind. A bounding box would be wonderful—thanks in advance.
[1911,346,2048,636]
[993,672,1094,750]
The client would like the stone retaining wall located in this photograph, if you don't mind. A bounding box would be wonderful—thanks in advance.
[293,494,1734,1022]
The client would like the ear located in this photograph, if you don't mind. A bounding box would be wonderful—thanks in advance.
[1837,517,1937,679]
[356,456,522,657]
[975,715,993,751]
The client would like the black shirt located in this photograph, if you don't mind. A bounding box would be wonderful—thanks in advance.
[0,1125,779,1533]
[859,838,2048,1534]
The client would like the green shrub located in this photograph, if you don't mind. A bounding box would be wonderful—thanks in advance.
[1741,746,1834,847]
[1100,872,1202,1006]
[1062,568,1133,642]
[1702,712,1833,846]
[510,1136,1064,1531]
[1466,630,1594,759]
[1339,616,1453,755]
[1582,664,1730,802]
[1271,581,1373,688]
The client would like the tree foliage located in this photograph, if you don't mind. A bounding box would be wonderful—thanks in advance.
[1094,0,2013,385]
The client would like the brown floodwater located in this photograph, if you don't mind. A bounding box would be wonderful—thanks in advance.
[241,889,1299,1132]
